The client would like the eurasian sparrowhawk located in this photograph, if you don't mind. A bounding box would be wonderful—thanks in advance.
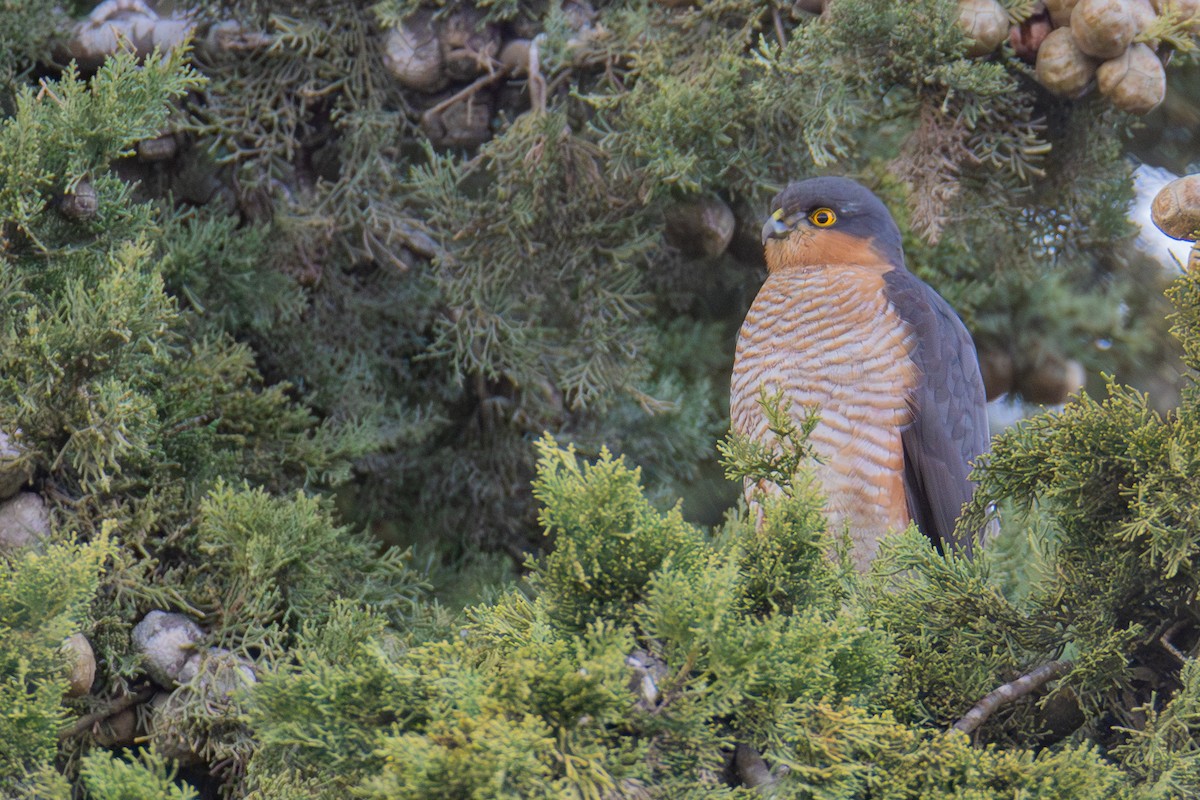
[731,177,990,570]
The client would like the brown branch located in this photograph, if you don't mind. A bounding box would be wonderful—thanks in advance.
[952,660,1073,735]
[59,686,155,740]
[1159,619,1189,665]
[167,414,217,436]
[425,67,512,119]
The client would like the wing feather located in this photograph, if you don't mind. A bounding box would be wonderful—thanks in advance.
[884,270,990,554]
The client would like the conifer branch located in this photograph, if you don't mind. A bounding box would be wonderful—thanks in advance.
[167,414,217,436]
[59,686,155,741]
[424,66,512,119]
[952,660,1073,735]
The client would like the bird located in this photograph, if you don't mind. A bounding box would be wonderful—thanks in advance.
[730,176,990,570]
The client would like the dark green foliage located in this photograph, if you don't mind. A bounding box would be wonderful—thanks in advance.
[1169,267,1200,375]
[177,0,457,538]
[408,111,659,410]
[571,317,732,509]
[160,208,304,336]
[866,372,1200,743]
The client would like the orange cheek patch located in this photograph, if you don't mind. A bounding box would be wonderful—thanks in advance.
[765,229,895,274]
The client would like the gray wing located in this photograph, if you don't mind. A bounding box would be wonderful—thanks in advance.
[884,269,990,555]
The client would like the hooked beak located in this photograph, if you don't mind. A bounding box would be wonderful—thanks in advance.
[761,209,790,246]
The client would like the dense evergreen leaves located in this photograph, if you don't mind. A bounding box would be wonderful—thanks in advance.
[1,0,1200,797]
[0,42,421,798]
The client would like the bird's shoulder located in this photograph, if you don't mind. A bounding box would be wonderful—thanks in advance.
[881,268,975,364]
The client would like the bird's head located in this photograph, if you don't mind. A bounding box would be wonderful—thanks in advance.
[761,177,905,275]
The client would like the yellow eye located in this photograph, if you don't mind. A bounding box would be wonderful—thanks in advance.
[809,208,837,227]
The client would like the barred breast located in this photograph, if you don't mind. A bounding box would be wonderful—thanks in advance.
[731,263,920,569]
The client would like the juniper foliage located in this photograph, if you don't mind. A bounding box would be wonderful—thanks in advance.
[165,0,1161,555]
[3,0,1200,796]
[239,435,1145,799]
[0,534,112,795]
[0,42,422,796]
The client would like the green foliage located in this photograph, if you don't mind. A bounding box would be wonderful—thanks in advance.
[864,358,1200,743]
[129,484,422,778]
[867,527,1065,729]
[1115,659,1200,798]
[243,603,415,797]
[0,534,112,793]
[407,110,659,410]
[246,437,897,797]
[79,748,199,800]
[749,0,1007,171]
[570,317,731,507]
[242,435,1156,798]
[601,41,755,197]
[733,481,841,617]
[0,0,60,93]
[1168,266,1200,375]
[364,712,559,799]
[878,732,1131,800]
[159,207,304,335]
[530,434,709,630]
[0,21,426,798]
[0,49,200,253]
[187,482,422,640]
[245,601,605,799]
[964,378,1188,661]
[719,386,820,496]
[0,47,367,522]
[5,0,1200,795]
